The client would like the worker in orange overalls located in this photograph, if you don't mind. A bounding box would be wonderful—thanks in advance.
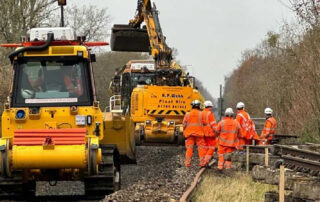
[63,66,83,96]
[216,108,243,170]
[259,107,277,145]
[202,100,217,165]
[236,102,251,148]
[183,100,207,167]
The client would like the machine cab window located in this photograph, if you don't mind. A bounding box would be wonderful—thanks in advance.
[13,57,93,107]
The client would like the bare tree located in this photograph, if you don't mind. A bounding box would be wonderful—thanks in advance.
[64,5,110,41]
[0,0,56,43]
[288,0,320,28]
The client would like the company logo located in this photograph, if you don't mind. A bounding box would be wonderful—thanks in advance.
[162,93,184,98]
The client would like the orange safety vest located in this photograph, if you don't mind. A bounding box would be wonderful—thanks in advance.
[183,109,205,138]
[216,117,241,147]
[202,108,217,137]
[64,75,83,96]
[244,119,260,140]
[236,110,250,129]
[261,117,277,140]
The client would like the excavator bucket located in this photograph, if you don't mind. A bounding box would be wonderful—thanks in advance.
[111,24,150,52]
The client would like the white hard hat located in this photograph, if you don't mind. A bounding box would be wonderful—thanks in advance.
[204,100,213,108]
[236,102,245,109]
[264,107,273,115]
[191,100,201,107]
[225,108,234,116]
[21,89,35,99]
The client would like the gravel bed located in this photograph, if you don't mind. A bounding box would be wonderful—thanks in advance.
[104,146,201,201]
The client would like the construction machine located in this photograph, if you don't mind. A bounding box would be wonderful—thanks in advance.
[0,27,135,199]
[110,0,204,145]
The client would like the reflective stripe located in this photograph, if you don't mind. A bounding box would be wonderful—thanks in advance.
[187,123,202,126]
[186,145,194,149]
[210,121,216,125]
[238,113,247,122]
[207,146,215,149]
[186,112,203,127]
[198,145,205,149]
[218,136,239,144]
[220,129,237,134]
[238,113,247,127]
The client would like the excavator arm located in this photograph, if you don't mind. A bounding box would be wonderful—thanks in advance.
[111,0,172,69]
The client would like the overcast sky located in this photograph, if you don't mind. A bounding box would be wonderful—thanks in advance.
[76,0,296,98]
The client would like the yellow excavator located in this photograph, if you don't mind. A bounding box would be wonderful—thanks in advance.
[110,0,204,145]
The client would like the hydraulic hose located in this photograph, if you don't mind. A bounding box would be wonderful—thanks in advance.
[9,33,54,63]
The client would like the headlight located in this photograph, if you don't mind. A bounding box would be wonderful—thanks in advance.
[16,109,26,119]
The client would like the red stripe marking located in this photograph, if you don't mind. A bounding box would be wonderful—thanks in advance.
[14,129,87,146]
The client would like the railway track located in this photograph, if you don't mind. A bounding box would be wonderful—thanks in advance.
[104,146,201,201]
[5,144,316,201]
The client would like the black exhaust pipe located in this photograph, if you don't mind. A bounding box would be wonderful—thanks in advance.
[9,33,54,63]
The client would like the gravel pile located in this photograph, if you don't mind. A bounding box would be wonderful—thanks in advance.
[104,146,202,201]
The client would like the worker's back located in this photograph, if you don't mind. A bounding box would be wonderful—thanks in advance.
[183,109,204,138]
[216,117,240,147]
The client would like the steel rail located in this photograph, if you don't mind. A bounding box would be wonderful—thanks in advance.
[281,155,320,174]
[179,159,216,202]
[274,145,320,161]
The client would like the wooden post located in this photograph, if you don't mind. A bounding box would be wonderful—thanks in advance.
[279,165,285,202]
[265,147,269,167]
[246,146,249,174]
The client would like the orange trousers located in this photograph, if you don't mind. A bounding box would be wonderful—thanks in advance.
[204,137,216,164]
[185,136,206,167]
[238,138,246,150]
[218,145,235,170]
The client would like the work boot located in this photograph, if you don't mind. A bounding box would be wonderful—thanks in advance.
[217,168,223,173]
[200,164,207,168]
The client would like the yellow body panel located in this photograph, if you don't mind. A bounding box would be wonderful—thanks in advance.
[144,120,175,143]
[130,85,203,143]
[2,106,104,141]
[131,85,201,123]
[101,112,136,161]
[23,45,89,58]
[12,145,87,169]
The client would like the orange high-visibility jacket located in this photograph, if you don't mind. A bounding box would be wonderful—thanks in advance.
[261,117,277,140]
[245,119,260,141]
[236,110,250,138]
[202,108,217,137]
[236,110,250,128]
[216,117,242,147]
[183,109,205,138]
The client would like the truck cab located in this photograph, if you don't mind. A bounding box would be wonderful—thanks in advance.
[0,27,121,199]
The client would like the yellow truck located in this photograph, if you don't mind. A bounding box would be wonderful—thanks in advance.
[0,27,135,199]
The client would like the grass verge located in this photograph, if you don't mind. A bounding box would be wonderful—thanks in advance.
[192,171,277,202]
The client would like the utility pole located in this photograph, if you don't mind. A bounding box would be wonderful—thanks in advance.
[58,0,67,27]
[218,84,224,121]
